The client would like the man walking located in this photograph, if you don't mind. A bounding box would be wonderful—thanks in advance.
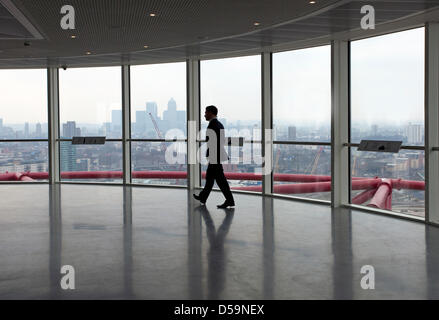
[193,105,235,208]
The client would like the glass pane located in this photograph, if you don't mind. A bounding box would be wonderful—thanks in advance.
[273,144,331,200]
[0,142,48,181]
[350,148,425,217]
[350,27,425,217]
[131,62,186,139]
[200,55,261,189]
[350,28,424,145]
[60,141,122,183]
[0,69,47,139]
[131,141,187,186]
[273,45,331,142]
[200,55,261,136]
[59,66,122,139]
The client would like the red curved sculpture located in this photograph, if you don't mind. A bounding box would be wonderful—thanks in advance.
[0,171,425,211]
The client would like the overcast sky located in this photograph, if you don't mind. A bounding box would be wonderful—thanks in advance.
[0,27,425,128]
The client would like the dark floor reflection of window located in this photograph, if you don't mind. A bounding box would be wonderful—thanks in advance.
[262,197,275,300]
[187,195,203,299]
[49,184,62,299]
[331,207,353,300]
[123,186,134,299]
[196,205,234,300]
[426,226,439,299]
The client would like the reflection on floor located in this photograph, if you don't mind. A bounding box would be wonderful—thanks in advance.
[0,184,437,299]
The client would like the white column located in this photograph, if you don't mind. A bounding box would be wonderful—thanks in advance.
[187,59,201,190]
[331,40,350,207]
[48,67,60,183]
[122,65,132,184]
[261,53,273,195]
[425,23,439,224]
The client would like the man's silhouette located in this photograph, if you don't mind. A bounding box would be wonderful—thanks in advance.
[193,105,235,208]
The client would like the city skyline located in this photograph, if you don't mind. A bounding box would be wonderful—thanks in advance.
[0,113,426,146]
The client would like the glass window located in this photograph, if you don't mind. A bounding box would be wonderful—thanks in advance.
[131,62,186,139]
[350,27,425,217]
[0,69,47,139]
[59,67,122,183]
[130,62,187,186]
[200,55,262,191]
[350,148,425,217]
[0,142,48,181]
[59,66,122,139]
[0,69,48,182]
[273,45,331,142]
[272,45,331,200]
[272,145,331,201]
[350,28,424,145]
[60,142,122,182]
[131,142,187,186]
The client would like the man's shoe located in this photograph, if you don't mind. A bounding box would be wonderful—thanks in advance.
[193,194,206,204]
[217,201,235,209]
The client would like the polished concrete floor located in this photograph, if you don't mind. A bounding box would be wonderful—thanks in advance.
[0,184,438,299]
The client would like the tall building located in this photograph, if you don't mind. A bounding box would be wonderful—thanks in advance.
[167,97,177,112]
[36,123,42,137]
[0,118,3,129]
[62,121,78,138]
[60,141,77,172]
[406,123,423,144]
[61,121,78,171]
[371,124,378,137]
[288,126,297,140]
[136,110,147,134]
[163,98,178,130]
[103,122,111,135]
[24,122,29,138]
[111,109,122,132]
[42,123,48,136]
[146,102,158,119]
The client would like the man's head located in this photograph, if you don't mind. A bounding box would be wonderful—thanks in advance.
[204,105,218,121]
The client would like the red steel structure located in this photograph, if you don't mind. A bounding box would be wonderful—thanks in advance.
[0,171,424,211]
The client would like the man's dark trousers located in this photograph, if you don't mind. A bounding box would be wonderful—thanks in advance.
[199,163,235,204]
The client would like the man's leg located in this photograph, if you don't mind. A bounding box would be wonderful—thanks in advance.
[215,165,235,204]
[198,164,215,202]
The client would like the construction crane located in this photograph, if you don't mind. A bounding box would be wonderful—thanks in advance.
[352,155,358,177]
[148,112,184,172]
[306,146,323,175]
[148,112,167,152]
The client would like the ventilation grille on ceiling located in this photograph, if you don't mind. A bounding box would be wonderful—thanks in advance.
[0,0,43,40]
[2,0,439,68]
